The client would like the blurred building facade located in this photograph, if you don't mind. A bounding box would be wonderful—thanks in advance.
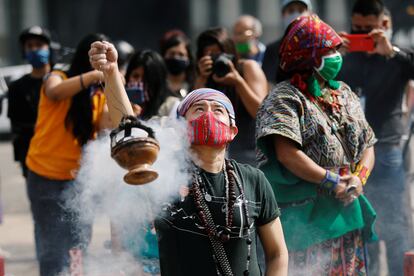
[1,0,414,67]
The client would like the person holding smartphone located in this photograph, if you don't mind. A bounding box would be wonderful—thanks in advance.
[337,0,414,274]
[124,50,179,119]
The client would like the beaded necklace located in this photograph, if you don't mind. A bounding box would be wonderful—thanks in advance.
[191,159,252,276]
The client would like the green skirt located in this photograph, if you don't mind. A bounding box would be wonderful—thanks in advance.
[259,153,377,251]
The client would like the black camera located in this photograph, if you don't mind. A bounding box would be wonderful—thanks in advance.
[211,53,234,78]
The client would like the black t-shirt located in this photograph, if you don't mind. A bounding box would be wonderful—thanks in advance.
[7,74,43,164]
[337,50,414,144]
[261,39,282,85]
[7,74,42,128]
[155,160,280,276]
[225,87,257,165]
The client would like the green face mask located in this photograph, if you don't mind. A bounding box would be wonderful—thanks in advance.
[315,52,343,81]
[235,41,251,54]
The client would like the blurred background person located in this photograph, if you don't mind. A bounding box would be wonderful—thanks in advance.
[7,26,52,178]
[395,3,414,169]
[124,50,180,119]
[261,0,312,85]
[159,29,195,99]
[383,7,393,41]
[25,33,109,276]
[194,27,267,165]
[337,0,414,274]
[114,40,135,77]
[232,15,266,65]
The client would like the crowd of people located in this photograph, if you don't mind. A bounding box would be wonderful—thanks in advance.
[5,0,414,275]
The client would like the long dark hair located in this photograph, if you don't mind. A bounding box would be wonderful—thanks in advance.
[65,33,109,146]
[352,0,384,17]
[160,29,195,89]
[125,50,169,119]
[196,27,239,63]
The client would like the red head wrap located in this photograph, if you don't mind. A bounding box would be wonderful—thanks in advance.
[279,15,343,73]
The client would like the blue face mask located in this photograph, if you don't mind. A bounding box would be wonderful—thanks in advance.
[25,49,50,68]
[125,81,147,105]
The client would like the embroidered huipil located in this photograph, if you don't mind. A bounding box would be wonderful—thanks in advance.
[256,81,377,250]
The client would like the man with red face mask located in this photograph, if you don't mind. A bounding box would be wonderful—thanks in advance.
[88,41,289,276]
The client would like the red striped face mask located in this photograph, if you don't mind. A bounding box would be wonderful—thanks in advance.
[189,112,235,147]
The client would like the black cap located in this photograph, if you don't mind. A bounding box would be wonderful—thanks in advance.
[114,40,135,67]
[19,26,51,45]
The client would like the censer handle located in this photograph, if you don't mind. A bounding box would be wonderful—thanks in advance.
[112,115,156,139]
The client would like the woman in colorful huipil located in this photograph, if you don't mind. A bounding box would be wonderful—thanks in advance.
[256,15,377,275]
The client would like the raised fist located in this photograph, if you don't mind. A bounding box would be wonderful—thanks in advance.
[88,41,118,74]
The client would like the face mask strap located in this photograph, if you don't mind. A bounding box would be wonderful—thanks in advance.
[315,52,341,71]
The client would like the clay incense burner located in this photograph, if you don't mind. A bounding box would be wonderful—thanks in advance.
[110,116,160,185]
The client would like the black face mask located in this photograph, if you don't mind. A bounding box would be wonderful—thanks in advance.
[350,28,372,34]
[164,57,189,75]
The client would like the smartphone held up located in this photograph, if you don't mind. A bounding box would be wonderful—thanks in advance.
[343,34,375,52]
[126,83,146,105]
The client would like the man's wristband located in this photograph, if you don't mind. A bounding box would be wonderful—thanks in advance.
[321,170,340,191]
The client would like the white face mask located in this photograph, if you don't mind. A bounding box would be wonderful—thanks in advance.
[283,11,304,29]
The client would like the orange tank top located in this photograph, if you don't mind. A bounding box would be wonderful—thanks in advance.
[26,71,106,180]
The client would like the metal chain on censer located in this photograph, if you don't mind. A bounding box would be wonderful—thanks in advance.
[191,159,252,276]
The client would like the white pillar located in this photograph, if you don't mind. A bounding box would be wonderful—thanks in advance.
[0,0,7,36]
[324,0,347,31]
[218,0,241,29]
[0,0,9,65]
[190,0,211,37]
[21,0,45,28]
[257,0,280,43]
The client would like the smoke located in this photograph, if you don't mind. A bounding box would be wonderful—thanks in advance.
[64,117,190,275]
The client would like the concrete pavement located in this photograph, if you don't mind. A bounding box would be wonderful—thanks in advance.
[0,141,111,276]
[0,140,37,276]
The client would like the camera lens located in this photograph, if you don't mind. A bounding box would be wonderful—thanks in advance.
[212,54,231,78]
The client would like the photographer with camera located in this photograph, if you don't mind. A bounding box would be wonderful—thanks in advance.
[194,27,267,165]
[337,0,414,274]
